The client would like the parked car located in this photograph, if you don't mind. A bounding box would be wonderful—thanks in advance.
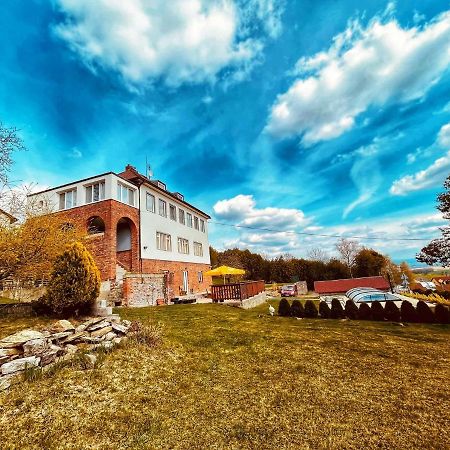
[281,285,296,297]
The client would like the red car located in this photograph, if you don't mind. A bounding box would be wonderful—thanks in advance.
[281,285,296,297]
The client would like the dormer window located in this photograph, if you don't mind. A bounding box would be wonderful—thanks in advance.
[157,181,166,190]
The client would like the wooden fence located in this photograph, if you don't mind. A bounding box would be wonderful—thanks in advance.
[211,280,265,302]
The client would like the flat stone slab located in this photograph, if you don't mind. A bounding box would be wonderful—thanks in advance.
[111,323,128,334]
[91,326,113,338]
[0,348,22,358]
[87,320,110,332]
[50,320,75,333]
[0,330,45,348]
[62,332,88,344]
[23,339,48,356]
[1,356,40,375]
[50,331,74,341]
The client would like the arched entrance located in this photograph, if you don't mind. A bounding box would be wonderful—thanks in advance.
[116,217,137,271]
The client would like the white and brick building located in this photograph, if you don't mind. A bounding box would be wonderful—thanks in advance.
[28,165,211,305]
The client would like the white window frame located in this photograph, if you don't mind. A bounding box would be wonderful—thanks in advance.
[117,183,135,206]
[156,232,172,251]
[177,237,189,254]
[194,241,203,257]
[146,193,155,212]
[159,199,167,217]
[198,271,203,283]
[194,216,199,230]
[169,204,177,221]
[59,188,77,210]
[186,212,193,228]
[179,209,185,225]
[85,181,105,204]
[200,219,205,233]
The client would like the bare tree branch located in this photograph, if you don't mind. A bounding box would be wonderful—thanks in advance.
[0,122,25,183]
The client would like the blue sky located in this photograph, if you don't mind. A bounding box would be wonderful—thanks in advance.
[1,0,450,265]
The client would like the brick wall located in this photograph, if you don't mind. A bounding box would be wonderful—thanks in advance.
[61,199,212,302]
[141,259,211,298]
[62,199,139,281]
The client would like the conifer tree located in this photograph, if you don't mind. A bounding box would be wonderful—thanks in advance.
[39,242,100,316]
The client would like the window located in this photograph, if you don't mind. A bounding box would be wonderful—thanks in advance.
[198,271,203,283]
[169,204,177,221]
[200,219,205,233]
[156,232,172,251]
[59,189,76,210]
[159,199,167,217]
[85,181,105,204]
[194,242,203,257]
[87,216,105,234]
[117,183,135,206]
[194,216,199,230]
[186,212,193,227]
[177,237,189,254]
[146,193,155,212]
[179,209,185,225]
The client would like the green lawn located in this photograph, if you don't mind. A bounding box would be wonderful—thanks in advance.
[0,300,449,449]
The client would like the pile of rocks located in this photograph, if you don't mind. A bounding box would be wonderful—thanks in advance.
[0,316,131,391]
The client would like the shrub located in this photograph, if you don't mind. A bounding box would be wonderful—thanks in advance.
[401,300,419,323]
[416,301,434,323]
[384,301,400,322]
[36,242,100,316]
[330,298,344,319]
[319,301,331,319]
[291,299,304,318]
[344,300,359,320]
[278,298,291,317]
[304,300,318,318]
[434,304,450,324]
[129,321,163,347]
[358,303,371,320]
[371,301,384,321]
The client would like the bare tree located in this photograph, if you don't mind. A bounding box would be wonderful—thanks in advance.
[335,238,360,278]
[306,247,330,262]
[0,122,25,183]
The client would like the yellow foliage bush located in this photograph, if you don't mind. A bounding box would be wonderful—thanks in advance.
[403,291,450,307]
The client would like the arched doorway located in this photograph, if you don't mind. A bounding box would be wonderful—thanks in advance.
[116,217,136,271]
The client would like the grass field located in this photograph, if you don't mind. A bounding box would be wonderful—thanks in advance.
[1,300,449,449]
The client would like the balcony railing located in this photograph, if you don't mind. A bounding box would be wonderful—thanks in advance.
[211,280,265,302]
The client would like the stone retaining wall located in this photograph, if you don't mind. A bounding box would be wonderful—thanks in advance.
[0,303,35,318]
[240,292,267,309]
[0,316,131,391]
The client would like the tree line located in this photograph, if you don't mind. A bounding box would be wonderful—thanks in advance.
[210,240,413,290]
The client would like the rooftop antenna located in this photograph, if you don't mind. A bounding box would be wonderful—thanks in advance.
[145,156,153,179]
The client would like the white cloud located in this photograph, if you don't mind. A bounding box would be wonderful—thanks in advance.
[68,147,82,158]
[438,123,450,147]
[213,194,308,229]
[239,0,285,39]
[213,211,446,261]
[391,121,450,195]
[266,9,450,144]
[53,0,280,87]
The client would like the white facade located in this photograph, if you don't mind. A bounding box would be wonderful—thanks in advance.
[28,171,211,266]
[28,173,138,212]
[139,183,210,265]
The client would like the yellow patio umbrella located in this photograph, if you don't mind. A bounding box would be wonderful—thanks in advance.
[205,265,245,284]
